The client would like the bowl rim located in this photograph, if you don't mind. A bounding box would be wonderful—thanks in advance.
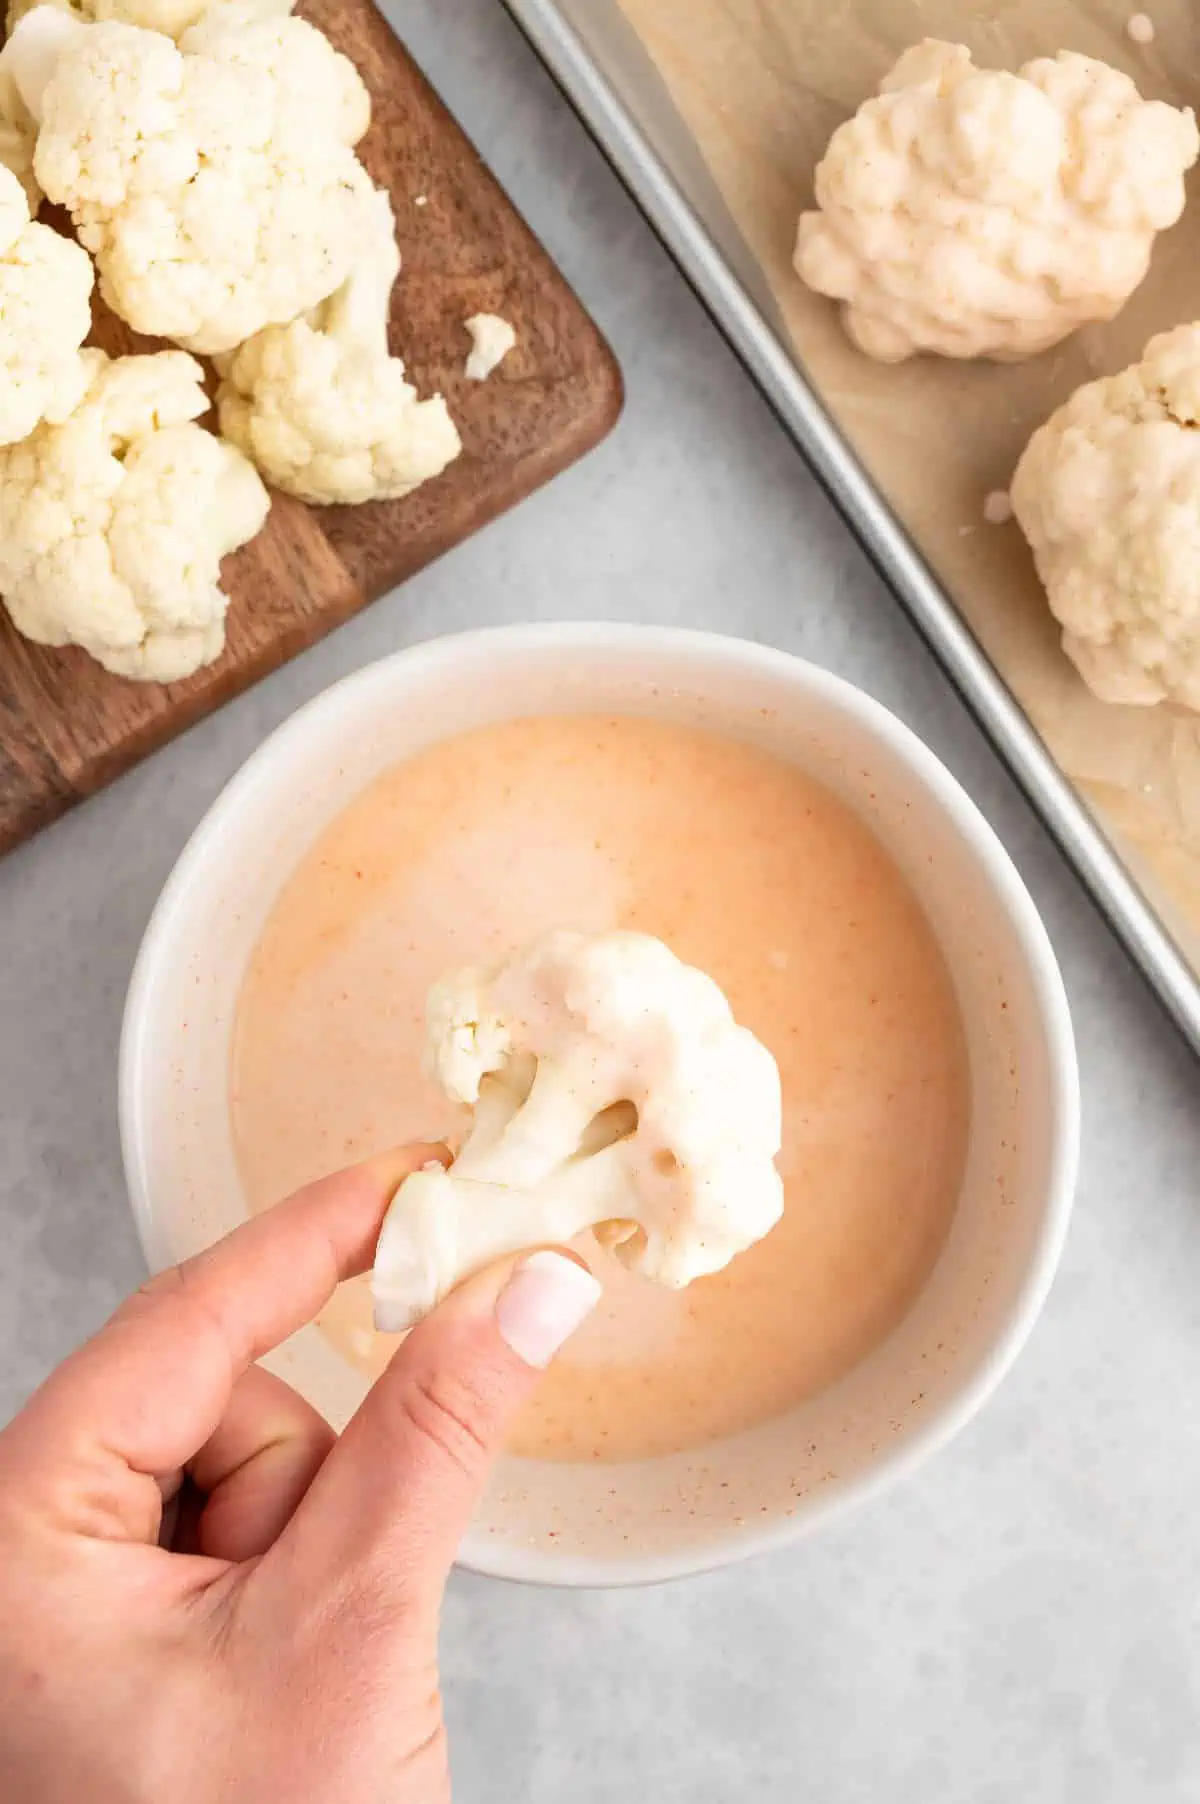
[119,621,1080,1588]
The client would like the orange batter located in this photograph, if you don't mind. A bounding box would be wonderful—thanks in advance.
[231,714,968,1462]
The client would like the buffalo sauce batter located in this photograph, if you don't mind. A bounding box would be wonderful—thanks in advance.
[231,714,968,1462]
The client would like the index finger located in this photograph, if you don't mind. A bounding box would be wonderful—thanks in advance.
[5,1145,445,1483]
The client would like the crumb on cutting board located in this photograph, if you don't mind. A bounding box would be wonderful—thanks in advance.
[1127,12,1155,44]
[464,312,517,382]
[983,489,1013,525]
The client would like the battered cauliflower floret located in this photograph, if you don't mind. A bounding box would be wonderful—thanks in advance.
[215,186,462,505]
[372,929,785,1333]
[0,349,271,681]
[5,5,373,354]
[795,39,1199,362]
[1011,323,1200,710]
[0,161,93,444]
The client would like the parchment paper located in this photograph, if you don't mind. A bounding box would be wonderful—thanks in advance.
[615,0,1200,966]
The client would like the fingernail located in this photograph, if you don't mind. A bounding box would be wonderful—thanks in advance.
[496,1251,602,1369]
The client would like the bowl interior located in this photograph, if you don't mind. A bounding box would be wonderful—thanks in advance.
[122,627,1076,1583]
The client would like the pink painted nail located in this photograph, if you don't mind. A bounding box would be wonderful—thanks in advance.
[496,1251,602,1368]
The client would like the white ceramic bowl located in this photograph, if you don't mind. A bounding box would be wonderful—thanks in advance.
[121,624,1078,1586]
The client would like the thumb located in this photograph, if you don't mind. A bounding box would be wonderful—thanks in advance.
[259,1250,600,1628]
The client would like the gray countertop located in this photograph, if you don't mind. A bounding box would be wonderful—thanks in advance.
[3,3,1199,1799]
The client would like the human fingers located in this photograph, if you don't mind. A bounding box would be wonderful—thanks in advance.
[257,1251,600,1637]
[0,1148,445,1536]
[185,1364,336,1564]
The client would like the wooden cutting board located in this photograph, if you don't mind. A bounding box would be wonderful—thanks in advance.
[0,0,623,855]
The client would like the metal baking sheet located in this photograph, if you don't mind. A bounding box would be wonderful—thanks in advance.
[504,0,1200,1056]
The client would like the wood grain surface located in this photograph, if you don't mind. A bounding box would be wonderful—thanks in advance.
[0,0,623,856]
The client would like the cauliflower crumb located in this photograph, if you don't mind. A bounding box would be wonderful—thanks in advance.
[795,38,1198,362]
[983,489,1013,526]
[413,193,428,207]
[1126,13,1155,46]
[1011,322,1200,710]
[464,312,516,382]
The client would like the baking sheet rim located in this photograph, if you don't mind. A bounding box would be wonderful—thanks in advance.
[503,0,1200,1060]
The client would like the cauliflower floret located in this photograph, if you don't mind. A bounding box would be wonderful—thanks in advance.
[10,0,218,39]
[0,63,41,210]
[5,4,373,354]
[0,349,270,681]
[214,185,462,505]
[1010,322,1200,710]
[7,0,293,39]
[795,39,1199,362]
[0,161,92,443]
[371,929,785,1333]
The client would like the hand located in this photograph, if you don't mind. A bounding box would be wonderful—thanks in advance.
[0,1148,600,1802]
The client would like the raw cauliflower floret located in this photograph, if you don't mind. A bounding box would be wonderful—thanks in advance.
[0,160,93,444]
[372,929,785,1332]
[5,4,373,354]
[795,39,1199,362]
[6,0,258,41]
[215,185,462,505]
[0,62,41,210]
[0,349,270,681]
[1011,323,1200,710]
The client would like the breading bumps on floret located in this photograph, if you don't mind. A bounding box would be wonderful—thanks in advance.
[1012,323,1200,711]
[796,39,1198,362]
